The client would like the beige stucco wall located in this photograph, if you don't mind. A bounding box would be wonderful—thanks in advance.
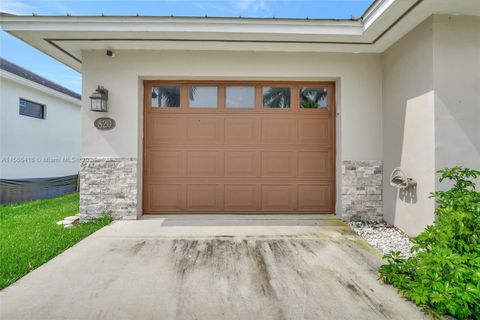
[382,17,436,236]
[433,15,480,187]
[81,50,383,217]
[383,15,480,236]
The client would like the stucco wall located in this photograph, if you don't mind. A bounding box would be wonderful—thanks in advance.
[382,17,436,236]
[81,50,383,217]
[0,75,81,179]
[382,15,480,236]
[82,50,383,159]
[433,15,480,187]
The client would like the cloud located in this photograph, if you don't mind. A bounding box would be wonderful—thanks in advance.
[234,0,271,17]
[192,0,272,18]
[0,0,36,14]
[0,0,78,16]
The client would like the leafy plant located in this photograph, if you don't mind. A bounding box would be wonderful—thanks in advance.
[379,167,480,319]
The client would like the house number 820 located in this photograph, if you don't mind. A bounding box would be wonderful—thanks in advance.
[94,117,116,130]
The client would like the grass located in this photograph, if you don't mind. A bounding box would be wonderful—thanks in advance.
[0,193,112,290]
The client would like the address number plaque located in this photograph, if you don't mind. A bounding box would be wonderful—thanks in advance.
[94,117,116,130]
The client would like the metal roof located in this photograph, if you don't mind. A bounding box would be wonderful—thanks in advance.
[0,57,81,100]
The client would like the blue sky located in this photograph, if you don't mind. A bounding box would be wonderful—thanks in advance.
[0,0,372,94]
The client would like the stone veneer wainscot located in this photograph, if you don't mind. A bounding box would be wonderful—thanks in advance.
[79,157,383,222]
[341,160,383,222]
[79,158,137,221]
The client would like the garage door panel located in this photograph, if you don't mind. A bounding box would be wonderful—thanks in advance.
[298,150,333,177]
[147,184,185,211]
[225,118,259,144]
[224,184,258,211]
[261,118,297,144]
[147,117,186,146]
[187,117,223,144]
[261,185,296,211]
[298,118,332,145]
[187,184,222,210]
[147,151,185,177]
[144,81,335,214]
[225,151,258,177]
[187,151,223,177]
[261,151,296,177]
[298,184,333,211]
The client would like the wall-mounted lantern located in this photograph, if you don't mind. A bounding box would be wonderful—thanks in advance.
[89,86,108,112]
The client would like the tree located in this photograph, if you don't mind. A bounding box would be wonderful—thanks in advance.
[263,87,290,108]
[152,86,180,107]
[300,88,327,108]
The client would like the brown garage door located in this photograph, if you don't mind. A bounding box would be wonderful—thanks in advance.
[143,81,335,213]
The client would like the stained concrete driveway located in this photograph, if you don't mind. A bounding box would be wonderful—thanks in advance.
[0,215,425,320]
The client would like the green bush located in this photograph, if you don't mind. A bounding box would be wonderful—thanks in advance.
[379,167,480,319]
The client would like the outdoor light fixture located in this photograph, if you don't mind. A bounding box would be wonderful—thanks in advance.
[89,86,108,112]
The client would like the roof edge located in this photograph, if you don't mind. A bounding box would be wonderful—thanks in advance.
[0,57,81,100]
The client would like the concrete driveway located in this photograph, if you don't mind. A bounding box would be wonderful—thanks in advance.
[0,215,425,320]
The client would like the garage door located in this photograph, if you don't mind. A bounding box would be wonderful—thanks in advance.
[143,81,335,213]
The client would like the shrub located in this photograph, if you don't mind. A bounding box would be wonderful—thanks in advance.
[379,167,480,319]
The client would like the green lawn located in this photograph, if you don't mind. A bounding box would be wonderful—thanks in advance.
[0,193,111,290]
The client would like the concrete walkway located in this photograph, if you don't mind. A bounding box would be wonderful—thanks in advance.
[0,215,425,320]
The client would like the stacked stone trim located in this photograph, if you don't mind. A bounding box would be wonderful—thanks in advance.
[79,158,137,221]
[341,160,383,222]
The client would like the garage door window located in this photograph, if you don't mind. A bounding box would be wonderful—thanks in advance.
[147,82,333,110]
[152,86,180,108]
[189,86,218,108]
[226,86,255,109]
[300,87,328,109]
[263,87,290,109]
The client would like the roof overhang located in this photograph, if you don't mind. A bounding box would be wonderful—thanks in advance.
[0,69,81,105]
[1,0,479,72]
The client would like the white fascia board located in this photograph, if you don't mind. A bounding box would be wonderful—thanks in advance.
[363,0,396,30]
[0,70,81,105]
[0,17,363,37]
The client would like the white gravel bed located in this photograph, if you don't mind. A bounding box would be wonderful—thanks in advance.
[348,221,415,258]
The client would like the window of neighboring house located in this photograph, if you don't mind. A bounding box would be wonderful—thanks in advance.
[19,98,45,119]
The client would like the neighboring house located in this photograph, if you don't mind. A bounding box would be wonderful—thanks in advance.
[1,0,478,235]
[0,58,81,204]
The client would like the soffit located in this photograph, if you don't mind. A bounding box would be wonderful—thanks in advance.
[1,0,479,72]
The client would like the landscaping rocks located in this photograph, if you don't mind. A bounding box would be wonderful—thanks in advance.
[348,221,415,258]
[56,215,80,228]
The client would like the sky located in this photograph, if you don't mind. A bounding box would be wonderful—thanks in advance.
[0,0,372,94]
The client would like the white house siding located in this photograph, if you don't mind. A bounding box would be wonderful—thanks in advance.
[382,15,480,236]
[80,50,383,220]
[0,75,81,179]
